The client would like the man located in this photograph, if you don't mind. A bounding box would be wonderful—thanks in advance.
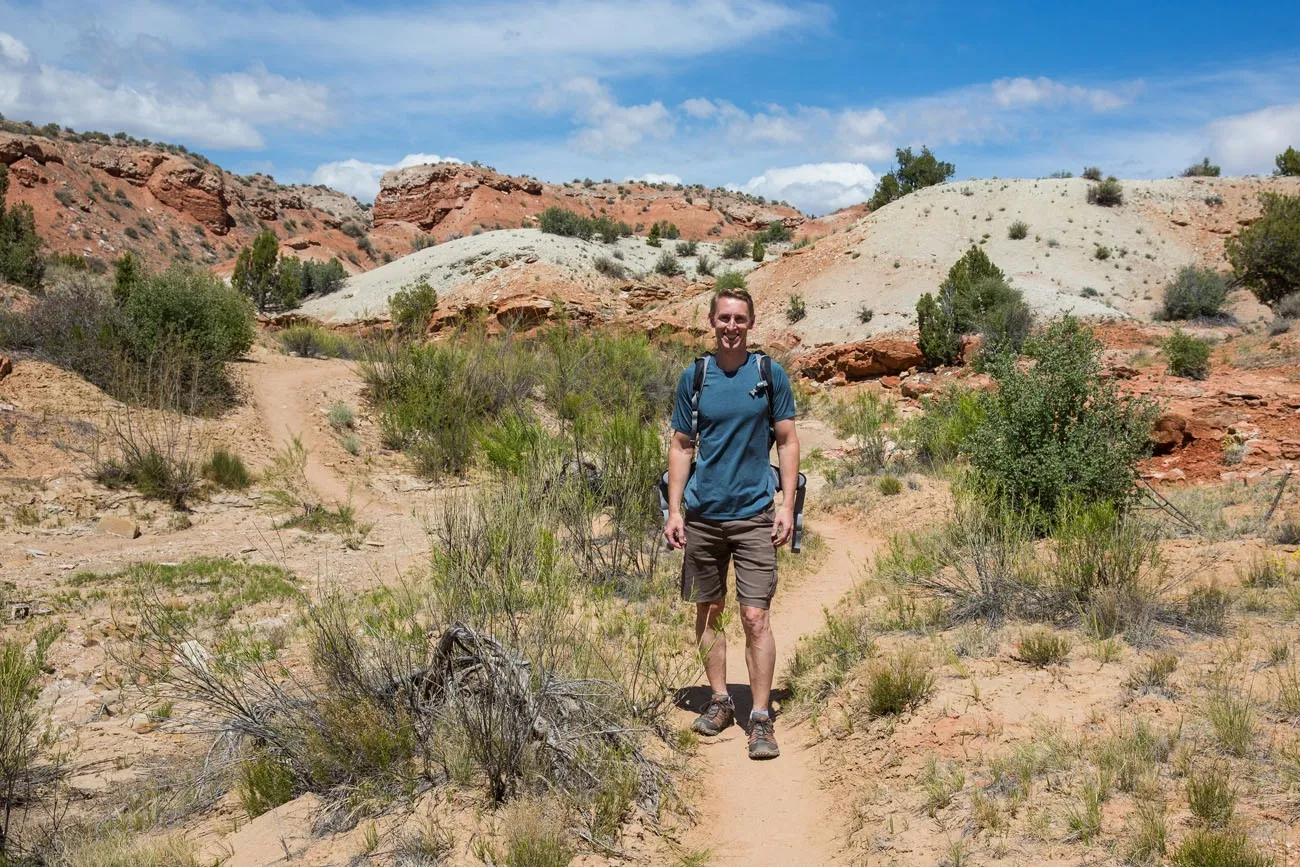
[664,287,799,760]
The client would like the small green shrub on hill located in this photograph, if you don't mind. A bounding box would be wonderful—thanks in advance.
[721,237,749,260]
[1087,177,1124,207]
[1082,166,1103,181]
[389,280,439,335]
[1160,266,1228,320]
[1163,331,1212,380]
[654,251,683,276]
[869,146,955,209]
[1182,158,1221,177]
[1276,146,1300,176]
[714,271,746,290]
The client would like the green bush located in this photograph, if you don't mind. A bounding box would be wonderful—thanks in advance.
[1276,146,1300,176]
[786,293,806,323]
[695,254,714,277]
[1160,266,1229,320]
[714,271,747,291]
[721,237,749,260]
[537,206,594,239]
[593,255,626,279]
[389,280,439,335]
[1082,166,1103,181]
[1095,245,1111,260]
[0,164,45,289]
[752,239,766,261]
[1163,331,1212,379]
[277,324,361,359]
[653,251,683,277]
[869,146,956,209]
[203,448,251,489]
[231,230,302,312]
[675,240,698,256]
[1008,220,1029,240]
[1087,177,1124,206]
[917,247,1030,367]
[903,386,984,467]
[1170,829,1271,867]
[759,220,792,243]
[1276,293,1300,319]
[1183,158,1221,177]
[830,390,897,475]
[1015,629,1070,666]
[966,316,1159,519]
[865,648,935,716]
[1226,192,1300,305]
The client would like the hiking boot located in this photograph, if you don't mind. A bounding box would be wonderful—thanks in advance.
[748,712,780,760]
[691,694,735,736]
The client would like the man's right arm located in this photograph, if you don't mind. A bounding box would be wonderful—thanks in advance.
[664,431,694,549]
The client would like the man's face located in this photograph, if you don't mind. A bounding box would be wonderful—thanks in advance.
[709,297,752,352]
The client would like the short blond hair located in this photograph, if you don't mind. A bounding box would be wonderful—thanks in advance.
[709,288,755,321]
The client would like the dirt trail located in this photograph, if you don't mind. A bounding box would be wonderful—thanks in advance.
[681,516,878,866]
[244,347,387,515]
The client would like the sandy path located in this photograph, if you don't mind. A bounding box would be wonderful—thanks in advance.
[244,347,388,515]
[680,516,878,866]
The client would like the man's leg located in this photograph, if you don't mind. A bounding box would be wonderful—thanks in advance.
[740,604,775,713]
[695,599,728,696]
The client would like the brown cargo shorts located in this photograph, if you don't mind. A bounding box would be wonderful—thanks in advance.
[680,507,778,610]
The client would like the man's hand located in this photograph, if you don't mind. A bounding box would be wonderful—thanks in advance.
[665,512,688,550]
[771,505,795,547]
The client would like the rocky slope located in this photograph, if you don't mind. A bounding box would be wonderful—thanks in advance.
[0,127,414,275]
[372,162,805,242]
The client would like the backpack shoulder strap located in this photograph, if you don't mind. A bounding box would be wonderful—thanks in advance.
[757,352,775,420]
[689,354,711,444]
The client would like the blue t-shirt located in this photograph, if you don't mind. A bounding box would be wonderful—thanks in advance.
[671,353,796,521]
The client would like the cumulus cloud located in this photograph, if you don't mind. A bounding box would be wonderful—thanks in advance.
[544,76,673,154]
[0,31,330,149]
[990,76,1130,112]
[680,97,718,119]
[739,162,877,215]
[1206,102,1300,173]
[625,172,683,184]
[311,153,462,201]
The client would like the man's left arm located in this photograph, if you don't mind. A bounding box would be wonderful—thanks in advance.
[771,367,799,546]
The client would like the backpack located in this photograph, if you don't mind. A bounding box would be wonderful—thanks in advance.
[660,351,808,552]
[688,351,776,449]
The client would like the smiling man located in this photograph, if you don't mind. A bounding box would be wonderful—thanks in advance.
[664,287,799,760]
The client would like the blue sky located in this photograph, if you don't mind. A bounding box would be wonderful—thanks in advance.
[1,0,1298,214]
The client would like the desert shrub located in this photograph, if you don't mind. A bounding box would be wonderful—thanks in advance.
[869,146,956,209]
[1,170,46,289]
[1082,166,1103,181]
[1207,689,1254,756]
[721,237,749,260]
[1181,585,1231,634]
[95,407,204,509]
[695,254,714,276]
[1160,266,1229,320]
[593,255,627,279]
[1186,764,1234,828]
[966,316,1159,519]
[1094,244,1111,260]
[1163,331,1212,379]
[758,220,792,243]
[0,639,53,859]
[788,610,876,703]
[878,475,901,495]
[1127,651,1178,693]
[1226,192,1300,305]
[903,386,984,467]
[411,233,436,251]
[752,239,766,261]
[916,292,962,367]
[340,220,366,239]
[1015,629,1070,666]
[1275,146,1300,176]
[675,240,698,256]
[361,334,535,477]
[297,258,347,296]
[537,206,594,239]
[653,251,683,277]
[1183,158,1221,177]
[327,401,355,431]
[1170,829,1272,867]
[714,270,746,291]
[1276,293,1300,319]
[646,223,661,247]
[857,305,874,324]
[237,754,294,817]
[203,448,251,490]
[785,293,806,323]
[389,280,439,335]
[917,246,1030,367]
[277,324,361,359]
[829,391,897,475]
[651,220,680,240]
[1087,177,1124,206]
[864,647,935,716]
[1008,220,1029,240]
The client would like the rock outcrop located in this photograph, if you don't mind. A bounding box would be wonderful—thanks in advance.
[0,133,63,166]
[144,156,231,235]
[374,164,544,230]
[794,336,926,382]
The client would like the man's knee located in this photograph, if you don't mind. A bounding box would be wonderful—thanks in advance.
[696,598,726,627]
[740,605,770,637]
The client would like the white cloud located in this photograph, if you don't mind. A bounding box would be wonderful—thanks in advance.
[991,76,1130,112]
[739,162,877,215]
[681,97,718,119]
[0,31,330,149]
[625,172,683,184]
[1206,102,1300,173]
[547,77,674,154]
[310,153,462,201]
[835,108,893,161]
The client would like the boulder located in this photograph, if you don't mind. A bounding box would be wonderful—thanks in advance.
[145,156,231,235]
[96,516,141,539]
[493,295,554,330]
[7,158,46,187]
[1150,412,1190,455]
[795,336,925,382]
[88,146,167,183]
